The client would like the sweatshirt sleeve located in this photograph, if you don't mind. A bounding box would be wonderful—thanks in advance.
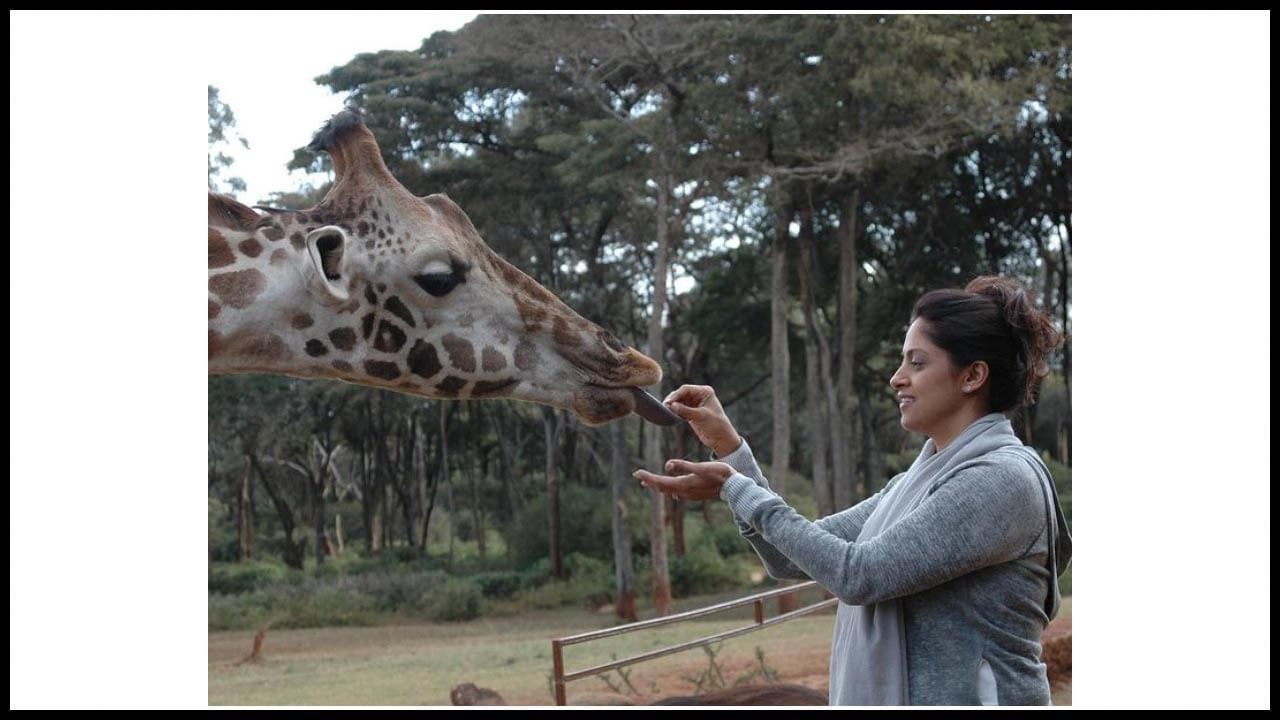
[721,455,1048,605]
[715,440,896,581]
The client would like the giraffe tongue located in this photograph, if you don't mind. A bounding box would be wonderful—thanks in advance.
[630,388,683,426]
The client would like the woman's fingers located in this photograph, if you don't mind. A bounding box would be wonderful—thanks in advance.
[663,384,712,407]
[633,469,692,495]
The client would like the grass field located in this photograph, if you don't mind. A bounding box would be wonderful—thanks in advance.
[210,592,1071,706]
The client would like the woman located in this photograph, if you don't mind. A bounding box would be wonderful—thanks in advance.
[635,276,1072,706]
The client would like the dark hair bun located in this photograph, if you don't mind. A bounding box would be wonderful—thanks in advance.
[964,276,1062,403]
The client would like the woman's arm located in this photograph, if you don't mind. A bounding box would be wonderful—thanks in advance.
[714,440,895,580]
[721,457,1048,605]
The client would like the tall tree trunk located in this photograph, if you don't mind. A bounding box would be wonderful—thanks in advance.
[253,457,304,570]
[543,406,563,579]
[859,387,886,493]
[797,209,833,519]
[671,424,687,556]
[442,402,454,571]
[834,190,860,504]
[1060,226,1071,465]
[492,404,525,563]
[237,454,253,561]
[610,421,637,622]
[770,198,793,495]
[647,161,674,614]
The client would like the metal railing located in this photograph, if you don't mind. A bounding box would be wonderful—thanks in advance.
[550,580,836,705]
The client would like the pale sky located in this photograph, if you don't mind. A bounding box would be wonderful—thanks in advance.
[205,11,477,203]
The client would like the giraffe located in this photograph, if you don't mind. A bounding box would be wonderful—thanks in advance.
[210,109,676,426]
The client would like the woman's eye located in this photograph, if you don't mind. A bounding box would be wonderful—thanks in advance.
[910,361,924,369]
[414,272,459,297]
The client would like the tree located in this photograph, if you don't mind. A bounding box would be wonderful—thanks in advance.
[208,85,249,195]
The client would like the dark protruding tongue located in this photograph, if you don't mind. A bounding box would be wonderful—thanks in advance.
[631,388,683,426]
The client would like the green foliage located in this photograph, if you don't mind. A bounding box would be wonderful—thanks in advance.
[702,518,753,558]
[209,561,291,595]
[670,544,744,597]
[510,486,614,569]
[470,570,534,599]
[207,85,248,195]
[430,580,483,622]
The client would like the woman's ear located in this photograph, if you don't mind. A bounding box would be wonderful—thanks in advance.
[962,361,990,393]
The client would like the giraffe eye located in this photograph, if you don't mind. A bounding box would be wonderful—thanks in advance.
[414,272,460,297]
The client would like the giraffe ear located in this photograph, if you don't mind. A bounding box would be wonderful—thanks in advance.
[305,225,351,303]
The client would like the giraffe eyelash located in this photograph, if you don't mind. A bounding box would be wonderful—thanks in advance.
[414,272,463,297]
[413,254,470,297]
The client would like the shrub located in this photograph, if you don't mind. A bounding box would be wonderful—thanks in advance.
[208,561,290,595]
[670,545,744,597]
[430,579,482,622]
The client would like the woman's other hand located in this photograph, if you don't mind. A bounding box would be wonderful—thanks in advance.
[634,459,735,502]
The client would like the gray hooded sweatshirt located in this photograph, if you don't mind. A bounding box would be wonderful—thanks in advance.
[718,415,1071,706]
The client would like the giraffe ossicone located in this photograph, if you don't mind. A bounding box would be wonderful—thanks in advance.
[210,109,673,426]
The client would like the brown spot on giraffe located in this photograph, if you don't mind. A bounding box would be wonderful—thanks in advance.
[407,339,442,379]
[481,347,507,372]
[514,339,539,371]
[209,330,224,359]
[457,312,476,328]
[364,360,401,381]
[357,220,371,237]
[364,285,378,305]
[209,301,221,319]
[292,313,314,330]
[435,375,468,397]
[373,321,407,353]
[208,228,235,268]
[238,238,263,258]
[472,378,517,397]
[305,339,329,357]
[553,316,582,347]
[270,249,289,266]
[331,359,353,373]
[329,327,357,351]
[442,333,476,373]
[209,269,267,309]
[383,295,416,328]
[241,334,292,361]
[515,294,549,331]
[290,232,305,250]
[361,312,376,340]
[263,226,285,242]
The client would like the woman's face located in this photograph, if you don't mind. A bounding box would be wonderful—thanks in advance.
[889,319,970,439]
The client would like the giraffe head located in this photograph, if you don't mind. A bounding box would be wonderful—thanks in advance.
[209,110,671,426]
